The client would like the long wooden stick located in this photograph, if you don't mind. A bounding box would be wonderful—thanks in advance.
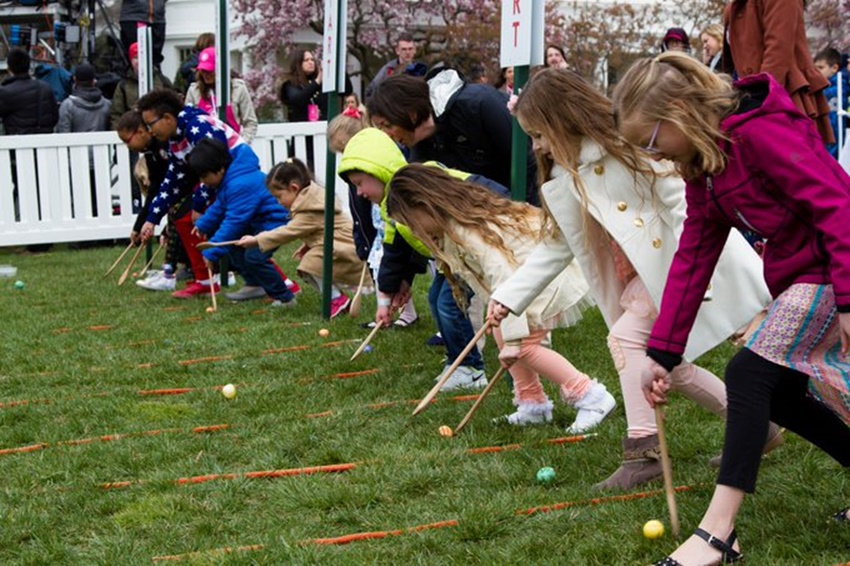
[412,322,491,416]
[102,241,134,279]
[348,264,368,318]
[655,405,680,538]
[454,366,506,434]
[196,240,240,250]
[349,320,384,361]
[137,241,165,278]
[117,245,145,286]
[207,267,218,312]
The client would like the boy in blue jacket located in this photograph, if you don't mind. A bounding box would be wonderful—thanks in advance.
[187,139,298,308]
[814,47,849,159]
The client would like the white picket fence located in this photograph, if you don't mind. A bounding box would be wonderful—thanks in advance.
[0,122,330,247]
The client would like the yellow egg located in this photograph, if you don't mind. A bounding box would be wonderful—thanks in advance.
[318,328,330,338]
[438,425,453,438]
[643,520,664,539]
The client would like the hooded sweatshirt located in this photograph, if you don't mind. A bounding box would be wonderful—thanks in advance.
[647,72,850,364]
[57,85,111,133]
[338,127,511,293]
[194,145,290,263]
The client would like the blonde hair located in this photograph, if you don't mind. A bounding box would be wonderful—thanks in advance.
[386,164,541,309]
[612,52,739,179]
[700,23,724,44]
[514,67,656,238]
[327,110,369,153]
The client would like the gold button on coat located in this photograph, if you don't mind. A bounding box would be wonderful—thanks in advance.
[652,238,662,248]
[594,165,604,175]
[634,218,644,228]
[617,202,627,211]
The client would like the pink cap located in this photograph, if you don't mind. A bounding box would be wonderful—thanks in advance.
[197,47,216,72]
[128,42,139,59]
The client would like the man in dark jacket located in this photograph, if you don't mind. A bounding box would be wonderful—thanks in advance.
[0,48,58,135]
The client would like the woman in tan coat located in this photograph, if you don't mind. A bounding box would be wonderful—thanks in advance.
[238,158,365,318]
[725,0,834,143]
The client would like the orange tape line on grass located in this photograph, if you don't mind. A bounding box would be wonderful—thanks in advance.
[139,388,196,396]
[178,355,233,366]
[308,519,458,545]
[103,462,356,489]
[515,484,698,516]
[0,424,230,456]
[88,325,113,331]
[467,434,596,455]
[152,544,265,562]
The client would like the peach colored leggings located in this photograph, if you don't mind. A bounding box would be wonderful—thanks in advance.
[607,278,727,438]
[493,327,592,405]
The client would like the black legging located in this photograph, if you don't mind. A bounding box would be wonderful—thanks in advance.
[718,348,850,493]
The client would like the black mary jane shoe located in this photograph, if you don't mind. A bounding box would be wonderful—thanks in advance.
[833,507,850,522]
[653,528,743,565]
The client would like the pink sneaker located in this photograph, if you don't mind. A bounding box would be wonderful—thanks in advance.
[329,294,350,318]
[172,281,220,299]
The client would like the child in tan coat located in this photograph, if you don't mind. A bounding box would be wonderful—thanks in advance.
[237,158,365,317]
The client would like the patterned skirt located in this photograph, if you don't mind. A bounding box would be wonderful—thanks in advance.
[746,283,850,427]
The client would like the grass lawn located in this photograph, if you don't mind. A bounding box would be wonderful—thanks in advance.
[0,243,847,564]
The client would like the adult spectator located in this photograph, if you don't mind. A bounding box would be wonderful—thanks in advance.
[699,24,728,73]
[119,0,167,67]
[57,64,111,134]
[0,48,58,135]
[467,63,489,84]
[174,32,215,94]
[725,0,833,144]
[494,67,514,95]
[367,70,538,205]
[660,27,691,53]
[110,42,174,212]
[544,44,568,69]
[364,33,422,100]
[185,47,258,143]
[110,42,174,129]
[0,48,58,251]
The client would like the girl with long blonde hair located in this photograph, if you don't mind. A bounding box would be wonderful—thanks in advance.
[612,51,850,565]
[387,164,616,432]
[488,67,774,491]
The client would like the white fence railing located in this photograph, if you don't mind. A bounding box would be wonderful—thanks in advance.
[0,122,329,247]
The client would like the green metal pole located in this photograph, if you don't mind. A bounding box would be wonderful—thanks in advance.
[321,93,339,319]
[510,65,529,203]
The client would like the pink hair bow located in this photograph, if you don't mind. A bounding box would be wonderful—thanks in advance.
[342,106,361,119]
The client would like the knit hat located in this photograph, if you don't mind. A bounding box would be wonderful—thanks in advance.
[661,28,691,52]
[197,47,216,72]
[128,42,139,60]
[73,63,96,83]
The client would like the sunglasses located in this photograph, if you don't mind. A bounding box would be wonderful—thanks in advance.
[643,120,662,154]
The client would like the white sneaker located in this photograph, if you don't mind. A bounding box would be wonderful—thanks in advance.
[139,269,163,281]
[493,400,554,426]
[136,273,176,291]
[438,365,488,391]
[566,380,616,434]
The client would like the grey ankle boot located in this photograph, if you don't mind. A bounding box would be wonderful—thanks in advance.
[594,435,663,490]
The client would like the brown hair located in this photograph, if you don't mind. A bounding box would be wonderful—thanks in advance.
[612,52,738,179]
[284,48,318,88]
[366,74,431,131]
[266,157,313,192]
[386,164,540,308]
[515,67,656,237]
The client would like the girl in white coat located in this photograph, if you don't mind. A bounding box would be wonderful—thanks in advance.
[488,68,777,490]
[386,164,617,433]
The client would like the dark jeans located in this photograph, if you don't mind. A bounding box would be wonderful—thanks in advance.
[718,348,850,493]
[227,246,294,302]
[427,273,483,370]
[120,21,166,65]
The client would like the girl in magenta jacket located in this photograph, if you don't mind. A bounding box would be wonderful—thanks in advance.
[614,52,850,565]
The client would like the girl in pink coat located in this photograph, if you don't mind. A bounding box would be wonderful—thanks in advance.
[614,52,850,565]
